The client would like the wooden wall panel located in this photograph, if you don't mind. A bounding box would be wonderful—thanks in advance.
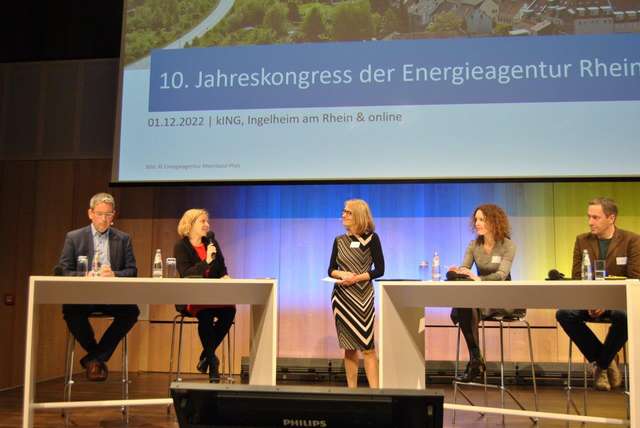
[71,159,112,229]
[279,309,342,359]
[0,161,37,387]
[0,69,6,143]
[152,187,206,220]
[31,161,75,380]
[1,64,41,157]
[147,323,177,372]
[114,186,155,277]
[42,63,79,156]
[506,328,557,363]
[31,161,75,273]
[77,60,118,158]
[147,322,198,373]
[151,218,180,277]
[0,160,8,387]
[149,305,177,323]
[427,327,465,361]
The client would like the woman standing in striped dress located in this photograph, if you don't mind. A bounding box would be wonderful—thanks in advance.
[328,199,385,388]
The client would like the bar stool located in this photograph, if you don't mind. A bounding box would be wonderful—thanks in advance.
[168,308,236,383]
[452,309,539,425]
[565,318,629,425]
[62,314,129,425]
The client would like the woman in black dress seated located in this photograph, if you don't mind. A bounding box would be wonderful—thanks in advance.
[174,208,235,382]
[448,204,516,382]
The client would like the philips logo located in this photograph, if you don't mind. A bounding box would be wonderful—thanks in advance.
[282,418,327,427]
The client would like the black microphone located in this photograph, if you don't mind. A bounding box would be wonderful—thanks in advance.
[53,265,64,276]
[547,269,567,280]
[446,270,472,281]
[201,231,215,246]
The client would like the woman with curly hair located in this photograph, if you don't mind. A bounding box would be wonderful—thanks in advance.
[448,204,516,382]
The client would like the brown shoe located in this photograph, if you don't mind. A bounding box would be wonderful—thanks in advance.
[593,364,611,391]
[608,355,622,389]
[86,360,108,382]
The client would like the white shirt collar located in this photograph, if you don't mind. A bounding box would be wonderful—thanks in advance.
[90,224,109,237]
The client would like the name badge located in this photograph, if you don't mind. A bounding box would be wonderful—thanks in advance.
[491,256,502,264]
[616,257,627,265]
[350,241,360,248]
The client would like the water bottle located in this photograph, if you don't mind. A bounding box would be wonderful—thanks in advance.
[91,250,101,276]
[152,249,163,278]
[581,249,592,280]
[432,251,441,281]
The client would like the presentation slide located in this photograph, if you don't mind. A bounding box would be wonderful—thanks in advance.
[114,0,640,183]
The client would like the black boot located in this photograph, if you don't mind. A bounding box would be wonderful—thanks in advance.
[456,356,486,383]
[196,356,209,374]
[196,350,209,374]
[209,355,220,383]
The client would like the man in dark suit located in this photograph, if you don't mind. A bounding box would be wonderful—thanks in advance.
[556,197,640,391]
[58,192,139,381]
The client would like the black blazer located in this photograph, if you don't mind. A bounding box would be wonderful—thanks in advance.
[173,234,228,279]
[58,225,137,277]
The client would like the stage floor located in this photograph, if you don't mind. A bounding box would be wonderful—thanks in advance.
[2,372,628,427]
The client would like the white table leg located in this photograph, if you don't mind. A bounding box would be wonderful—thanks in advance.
[379,285,425,389]
[22,279,38,428]
[249,282,278,385]
[627,282,639,428]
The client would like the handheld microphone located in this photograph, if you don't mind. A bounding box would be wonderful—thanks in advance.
[446,270,472,281]
[547,269,567,280]
[202,231,215,246]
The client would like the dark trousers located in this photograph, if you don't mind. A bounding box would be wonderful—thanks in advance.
[194,306,236,360]
[556,309,627,368]
[451,308,482,359]
[62,304,139,365]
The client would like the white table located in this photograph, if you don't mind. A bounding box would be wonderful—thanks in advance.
[22,276,278,428]
[379,280,639,426]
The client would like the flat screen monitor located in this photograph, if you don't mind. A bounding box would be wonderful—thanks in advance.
[170,382,444,428]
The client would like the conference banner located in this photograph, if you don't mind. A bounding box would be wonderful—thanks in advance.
[149,35,640,111]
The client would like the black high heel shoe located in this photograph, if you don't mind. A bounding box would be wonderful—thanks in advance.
[208,355,220,383]
[456,356,486,383]
[196,356,209,374]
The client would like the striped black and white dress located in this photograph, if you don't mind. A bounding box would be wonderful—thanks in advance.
[328,233,385,351]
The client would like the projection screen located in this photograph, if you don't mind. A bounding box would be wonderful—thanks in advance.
[113,0,640,183]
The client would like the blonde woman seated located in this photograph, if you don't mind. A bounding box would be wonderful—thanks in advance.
[328,199,385,388]
[173,209,235,382]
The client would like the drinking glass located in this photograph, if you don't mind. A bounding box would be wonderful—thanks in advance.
[77,256,88,277]
[594,259,606,280]
[418,260,429,281]
[165,257,177,278]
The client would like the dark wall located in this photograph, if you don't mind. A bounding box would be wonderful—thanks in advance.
[1,1,124,63]
[0,60,118,160]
